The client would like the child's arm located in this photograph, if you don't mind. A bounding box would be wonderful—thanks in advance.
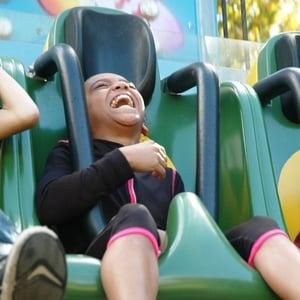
[36,140,168,225]
[0,68,39,139]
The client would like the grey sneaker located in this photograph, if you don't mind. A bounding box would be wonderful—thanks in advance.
[0,226,67,300]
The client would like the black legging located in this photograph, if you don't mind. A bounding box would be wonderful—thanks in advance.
[85,203,160,259]
[225,216,286,266]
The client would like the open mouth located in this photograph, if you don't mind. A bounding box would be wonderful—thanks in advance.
[110,94,135,108]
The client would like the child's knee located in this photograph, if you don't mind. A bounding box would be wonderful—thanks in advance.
[225,216,284,264]
[108,204,161,255]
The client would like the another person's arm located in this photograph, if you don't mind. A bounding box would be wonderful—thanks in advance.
[0,68,39,139]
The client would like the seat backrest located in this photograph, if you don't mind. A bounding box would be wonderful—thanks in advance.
[0,55,68,232]
[0,58,42,230]
[19,7,200,246]
[2,10,275,299]
[259,33,300,123]
[45,6,198,192]
[254,32,300,240]
[218,80,286,231]
[50,7,156,105]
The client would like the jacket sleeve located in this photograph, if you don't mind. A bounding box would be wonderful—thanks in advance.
[35,141,133,225]
[173,171,185,196]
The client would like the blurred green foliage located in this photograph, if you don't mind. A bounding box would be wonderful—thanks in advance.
[218,0,300,42]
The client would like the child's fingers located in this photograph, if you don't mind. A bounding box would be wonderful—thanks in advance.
[152,164,166,180]
[157,152,167,168]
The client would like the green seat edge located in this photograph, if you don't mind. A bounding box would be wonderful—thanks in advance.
[0,28,279,300]
[219,80,285,232]
[0,57,39,230]
[64,192,276,300]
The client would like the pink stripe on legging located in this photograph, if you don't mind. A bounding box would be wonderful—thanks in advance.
[127,179,137,204]
[107,227,161,257]
[248,229,288,267]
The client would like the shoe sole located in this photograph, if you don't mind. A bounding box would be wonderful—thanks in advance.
[1,226,67,300]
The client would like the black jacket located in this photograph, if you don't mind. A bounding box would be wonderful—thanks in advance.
[36,139,184,253]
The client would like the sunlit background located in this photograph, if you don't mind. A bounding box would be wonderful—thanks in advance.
[217,0,300,42]
[0,0,298,82]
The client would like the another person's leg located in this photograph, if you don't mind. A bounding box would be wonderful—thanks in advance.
[86,204,160,300]
[226,216,300,300]
[0,226,67,300]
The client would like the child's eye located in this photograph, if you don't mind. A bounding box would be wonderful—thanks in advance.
[128,82,136,89]
[94,82,109,89]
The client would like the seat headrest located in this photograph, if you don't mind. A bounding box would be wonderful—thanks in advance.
[64,7,157,105]
[275,33,300,123]
[275,34,300,69]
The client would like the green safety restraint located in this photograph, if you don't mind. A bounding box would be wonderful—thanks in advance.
[0,7,281,300]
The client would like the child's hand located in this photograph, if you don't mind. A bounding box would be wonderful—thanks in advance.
[119,141,168,179]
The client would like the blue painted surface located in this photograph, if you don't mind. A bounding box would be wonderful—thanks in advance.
[0,0,47,15]
[0,0,217,69]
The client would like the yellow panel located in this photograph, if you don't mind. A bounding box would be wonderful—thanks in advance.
[246,61,258,85]
[278,151,300,240]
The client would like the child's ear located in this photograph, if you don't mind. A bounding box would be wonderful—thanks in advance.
[141,124,149,136]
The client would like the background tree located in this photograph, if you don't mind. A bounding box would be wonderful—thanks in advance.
[218,0,300,42]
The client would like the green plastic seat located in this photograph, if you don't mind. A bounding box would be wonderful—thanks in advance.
[219,80,286,232]
[0,7,279,300]
[219,32,300,244]
[0,58,38,231]
[257,32,300,240]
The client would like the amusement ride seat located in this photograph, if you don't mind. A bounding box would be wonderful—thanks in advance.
[218,32,300,246]
[256,32,300,241]
[0,6,282,299]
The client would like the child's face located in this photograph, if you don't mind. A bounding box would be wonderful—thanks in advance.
[85,73,145,134]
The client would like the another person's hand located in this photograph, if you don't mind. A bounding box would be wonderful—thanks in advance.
[120,141,168,179]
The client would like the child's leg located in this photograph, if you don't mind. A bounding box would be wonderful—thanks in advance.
[102,234,159,300]
[87,204,160,300]
[226,216,300,300]
[253,234,300,300]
